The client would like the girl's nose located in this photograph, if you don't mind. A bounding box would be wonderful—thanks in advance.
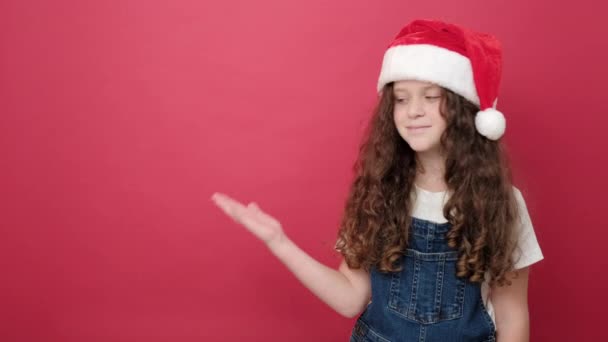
[407,98,425,118]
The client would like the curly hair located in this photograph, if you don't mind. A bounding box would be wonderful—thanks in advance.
[335,82,519,287]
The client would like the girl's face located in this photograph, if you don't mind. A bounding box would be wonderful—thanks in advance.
[392,80,447,154]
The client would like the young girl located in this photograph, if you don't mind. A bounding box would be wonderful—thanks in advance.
[211,19,543,342]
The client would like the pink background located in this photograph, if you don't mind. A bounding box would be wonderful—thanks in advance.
[1,0,606,341]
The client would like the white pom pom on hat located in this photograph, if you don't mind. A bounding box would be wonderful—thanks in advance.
[475,108,505,140]
[376,19,507,140]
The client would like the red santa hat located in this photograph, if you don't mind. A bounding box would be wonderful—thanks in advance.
[377,19,506,140]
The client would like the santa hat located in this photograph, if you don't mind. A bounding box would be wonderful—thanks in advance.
[377,19,506,140]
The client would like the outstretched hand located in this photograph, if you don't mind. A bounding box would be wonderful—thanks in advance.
[211,192,286,248]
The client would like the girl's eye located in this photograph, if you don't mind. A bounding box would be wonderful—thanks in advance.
[425,96,441,100]
[395,98,408,103]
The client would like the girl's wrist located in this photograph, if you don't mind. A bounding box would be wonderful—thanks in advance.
[266,232,291,254]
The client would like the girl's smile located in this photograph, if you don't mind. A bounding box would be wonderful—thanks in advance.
[406,125,432,133]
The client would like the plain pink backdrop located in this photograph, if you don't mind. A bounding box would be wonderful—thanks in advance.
[1,0,607,341]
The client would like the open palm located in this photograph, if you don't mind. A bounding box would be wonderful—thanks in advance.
[211,192,285,247]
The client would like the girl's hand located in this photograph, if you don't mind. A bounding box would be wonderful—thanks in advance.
[211,192,286,248]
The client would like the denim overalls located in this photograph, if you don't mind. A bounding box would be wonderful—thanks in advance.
[350,217,496,342]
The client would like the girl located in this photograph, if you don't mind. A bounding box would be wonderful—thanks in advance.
[211,19,543,342]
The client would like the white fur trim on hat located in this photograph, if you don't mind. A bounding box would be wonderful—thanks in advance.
[377,44,480,106]
[475,108,506,140]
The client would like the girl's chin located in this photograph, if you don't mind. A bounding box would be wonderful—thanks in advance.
[406,141,440,153]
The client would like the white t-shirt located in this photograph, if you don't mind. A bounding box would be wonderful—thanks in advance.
[411,184,544,325]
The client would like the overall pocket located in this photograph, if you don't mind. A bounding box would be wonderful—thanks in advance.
[387,248,465,324]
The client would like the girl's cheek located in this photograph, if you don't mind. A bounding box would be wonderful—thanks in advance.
[394,106,408,118]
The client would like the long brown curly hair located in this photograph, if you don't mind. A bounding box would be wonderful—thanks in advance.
[335,82,520,287]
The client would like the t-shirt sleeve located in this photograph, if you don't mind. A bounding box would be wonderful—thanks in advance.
[512,186,544,269]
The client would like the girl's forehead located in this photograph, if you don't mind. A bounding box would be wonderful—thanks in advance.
[393,80,440,92]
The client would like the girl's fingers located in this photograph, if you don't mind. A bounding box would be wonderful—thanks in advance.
[212,192,282,243]
[212,192,280,228]
[212,193,247,221]
[214,195,255,220]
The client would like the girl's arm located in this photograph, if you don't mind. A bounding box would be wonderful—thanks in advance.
[269,235,371,318]
[490,267,531,342]
[211,192,372,318]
